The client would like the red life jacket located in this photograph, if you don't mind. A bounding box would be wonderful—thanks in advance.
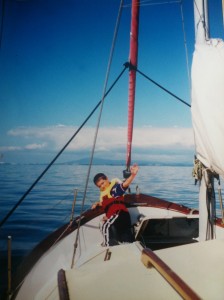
[102,195,128,218]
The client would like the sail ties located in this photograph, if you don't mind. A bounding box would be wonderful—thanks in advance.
[193,0,210,44]
[193,156,224,238]
[192,156,203,185]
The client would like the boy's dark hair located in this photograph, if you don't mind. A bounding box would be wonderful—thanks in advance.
[93,173,107,185]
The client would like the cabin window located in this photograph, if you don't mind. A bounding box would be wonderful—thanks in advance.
[135,217,199,250]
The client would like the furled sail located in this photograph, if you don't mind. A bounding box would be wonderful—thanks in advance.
[191,39,224,177]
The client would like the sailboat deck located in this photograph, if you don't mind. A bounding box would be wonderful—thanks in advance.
[156,239,224,300]
[64,240,224,300]
[65,242,181,300]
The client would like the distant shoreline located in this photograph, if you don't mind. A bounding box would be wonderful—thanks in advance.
[0,161,193,167]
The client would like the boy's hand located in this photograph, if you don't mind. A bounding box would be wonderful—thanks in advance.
[130,163,139,175]
[122,164,139,188]
[91,202,101,209]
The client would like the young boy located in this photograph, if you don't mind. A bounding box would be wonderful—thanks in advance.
[92,164,139,247]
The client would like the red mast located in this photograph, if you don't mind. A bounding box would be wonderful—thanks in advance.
[124,0,140,177]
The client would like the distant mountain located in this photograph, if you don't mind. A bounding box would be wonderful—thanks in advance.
[1,157,193,166]
[62,158,125,166]
[59,157,192,167]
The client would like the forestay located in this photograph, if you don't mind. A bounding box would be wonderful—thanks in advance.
[191,39,224,177]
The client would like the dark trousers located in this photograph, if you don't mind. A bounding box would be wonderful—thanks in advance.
[101,210,134,246]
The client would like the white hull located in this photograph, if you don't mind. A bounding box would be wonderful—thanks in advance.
[12,194,224,299]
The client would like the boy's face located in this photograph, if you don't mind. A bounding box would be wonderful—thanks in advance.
[96,177,110,191]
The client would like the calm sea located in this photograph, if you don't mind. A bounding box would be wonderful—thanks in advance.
[0,163,199,297]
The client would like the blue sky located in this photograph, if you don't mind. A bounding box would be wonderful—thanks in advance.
[0,0,223,164]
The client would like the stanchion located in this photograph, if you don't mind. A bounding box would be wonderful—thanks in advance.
[7,235,12,299]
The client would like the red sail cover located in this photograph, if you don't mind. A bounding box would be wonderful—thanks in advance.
[126,0,139,168]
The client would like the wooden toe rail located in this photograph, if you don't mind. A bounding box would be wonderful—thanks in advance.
[58,269,70,300]
[141,248,201,300]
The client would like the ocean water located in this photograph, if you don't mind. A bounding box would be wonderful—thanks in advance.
[0,163,199,297]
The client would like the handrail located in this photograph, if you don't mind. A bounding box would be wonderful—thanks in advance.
[141,248,201,300]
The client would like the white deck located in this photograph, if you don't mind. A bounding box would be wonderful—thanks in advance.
[65,240,224,300]
[13,204,224,300]
[156,239,224,300]
[66,242,181,300]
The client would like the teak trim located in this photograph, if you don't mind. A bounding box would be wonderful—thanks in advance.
[58,269,70,300]
[141,248,201,300]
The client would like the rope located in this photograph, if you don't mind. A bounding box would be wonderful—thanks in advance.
[125,62,191,107]
[203,168,217,240]
[71,0,124,268]
[192,156,203,185]
[206,172,216,240]
[217,177,224,224]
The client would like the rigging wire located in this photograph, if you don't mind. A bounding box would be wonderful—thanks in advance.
[128,63,191,107]
[0,0,5,48]
[71,0,124,268]
[124,0,191,106]
[193,0,210,40]
[0,0,192,229]
[0,187,76,252]
[179,0,191,91]
[0,59,190,229]
[0,65,127,229]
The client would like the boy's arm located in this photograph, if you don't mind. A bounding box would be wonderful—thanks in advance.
[122,164,139,188]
